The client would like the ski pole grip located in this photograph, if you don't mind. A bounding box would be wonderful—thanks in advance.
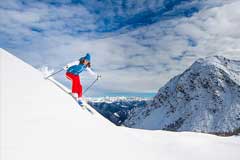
[97,75,101,80]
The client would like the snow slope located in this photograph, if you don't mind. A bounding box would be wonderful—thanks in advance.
[1,48,240,160]
[0,48,157,160]
[124,56,240,135]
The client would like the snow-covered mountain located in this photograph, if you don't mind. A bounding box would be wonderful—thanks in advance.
[88,97,150,125]
[1,48,240,160]
[124,56,240,136]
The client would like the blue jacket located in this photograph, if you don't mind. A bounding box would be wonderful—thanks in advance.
[67,64,87,75]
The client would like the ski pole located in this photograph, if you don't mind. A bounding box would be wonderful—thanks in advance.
[83,76,100,95]
[45,68,64,79]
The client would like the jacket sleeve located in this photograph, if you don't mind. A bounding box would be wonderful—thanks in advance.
[86,67,97,78]
[63,60,79,70]
[67,61,79,67]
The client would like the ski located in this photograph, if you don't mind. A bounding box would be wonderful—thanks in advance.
[69,93,94,114]
[45,77,94,114]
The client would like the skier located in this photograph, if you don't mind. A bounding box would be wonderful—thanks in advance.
[63,53,100,105]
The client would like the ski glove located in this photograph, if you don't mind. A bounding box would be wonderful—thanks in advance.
[63,65,69,70]
[97,75,102,80]
[63,61,80,70]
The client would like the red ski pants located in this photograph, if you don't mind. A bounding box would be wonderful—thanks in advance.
[66,72,82,98]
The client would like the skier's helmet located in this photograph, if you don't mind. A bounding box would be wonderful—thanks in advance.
[85,53,91,62]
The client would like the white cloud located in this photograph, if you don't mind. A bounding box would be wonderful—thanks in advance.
[1,0,240,96]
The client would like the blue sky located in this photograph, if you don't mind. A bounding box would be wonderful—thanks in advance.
[1,0,240,97]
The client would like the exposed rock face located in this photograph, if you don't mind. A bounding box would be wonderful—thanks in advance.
[88,97,149,125]
[124,56,240,135]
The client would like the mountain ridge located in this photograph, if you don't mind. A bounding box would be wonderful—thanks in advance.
[124,55,240,136]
